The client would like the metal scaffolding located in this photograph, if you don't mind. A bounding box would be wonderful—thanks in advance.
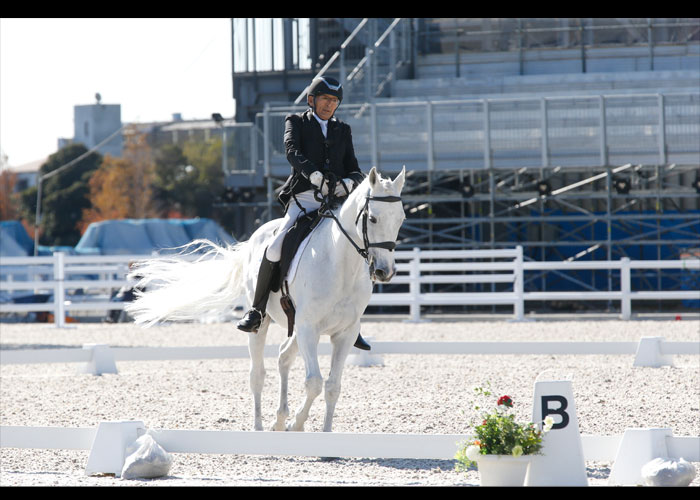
[224,18,699,310]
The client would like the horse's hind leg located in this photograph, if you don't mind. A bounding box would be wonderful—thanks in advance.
[289,326,323,432]
[247,315,270,431]
[272,334,298,431]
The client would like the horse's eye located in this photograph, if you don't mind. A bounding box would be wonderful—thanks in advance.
[369,215,377,224]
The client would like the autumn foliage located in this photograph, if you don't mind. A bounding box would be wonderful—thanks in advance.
[79,133,157,233]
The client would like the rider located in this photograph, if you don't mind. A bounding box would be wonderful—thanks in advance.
[237,76,370,350]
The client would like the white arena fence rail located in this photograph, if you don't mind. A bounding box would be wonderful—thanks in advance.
[1,248,699,325]
[1,336,698,373]
[1,422,698,464]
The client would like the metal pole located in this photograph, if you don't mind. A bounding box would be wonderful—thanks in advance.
[222,126,228,176]
[540,97,549,167]
[599,95,607,167]
[657,94,666,165]
[426,101,434,172]
[33,177,43,256]
[647,18,654,71]
[263,103,272,221]
[370,102,378,168]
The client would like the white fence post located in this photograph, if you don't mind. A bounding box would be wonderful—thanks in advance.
[513,245,525,321]
[53,252,66,327]
[408,247,421,322]
[620,257,631,320]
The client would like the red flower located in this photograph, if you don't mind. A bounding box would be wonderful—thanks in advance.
[497,395,513,407]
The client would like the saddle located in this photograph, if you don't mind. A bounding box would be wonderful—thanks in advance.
[272,209,324,337]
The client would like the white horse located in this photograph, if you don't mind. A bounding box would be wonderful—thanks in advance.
[126,166,406,433]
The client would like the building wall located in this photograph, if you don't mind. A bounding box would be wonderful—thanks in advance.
[73,104,123,158]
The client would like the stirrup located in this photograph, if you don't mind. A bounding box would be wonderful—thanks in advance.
[237,308,264,333]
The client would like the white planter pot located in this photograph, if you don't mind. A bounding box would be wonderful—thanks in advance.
[476,455,531,486]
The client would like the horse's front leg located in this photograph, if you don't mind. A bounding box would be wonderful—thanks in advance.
[272,334,298,431]
[289,325,323,432]
[247,315,270,431]
[323,322,360,432]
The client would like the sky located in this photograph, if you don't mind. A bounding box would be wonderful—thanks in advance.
[1,18,235,167]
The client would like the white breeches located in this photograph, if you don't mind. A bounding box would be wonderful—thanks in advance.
[266,191,322,263]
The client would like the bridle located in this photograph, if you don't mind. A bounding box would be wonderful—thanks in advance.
[315,183,402,264]
[353,194,402,261]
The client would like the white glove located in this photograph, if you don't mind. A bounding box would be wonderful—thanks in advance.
[334,178,354,196]
[309,171,324,188]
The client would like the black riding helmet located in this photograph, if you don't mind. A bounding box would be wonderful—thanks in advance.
[307,76,343,108]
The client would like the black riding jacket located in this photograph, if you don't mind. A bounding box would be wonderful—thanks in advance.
[278,108,364,211]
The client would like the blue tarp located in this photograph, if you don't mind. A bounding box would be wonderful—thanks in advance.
[1,218,236,258]
[74,218,236,255]
[0,221,34,257]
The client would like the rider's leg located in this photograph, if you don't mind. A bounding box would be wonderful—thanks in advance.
[236,247,279,332]
[237,205,301,333]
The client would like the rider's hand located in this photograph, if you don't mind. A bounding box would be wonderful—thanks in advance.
[333,178,353,196]
[309,171,324,188]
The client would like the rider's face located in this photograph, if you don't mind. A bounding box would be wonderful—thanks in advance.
[310,94,339,121]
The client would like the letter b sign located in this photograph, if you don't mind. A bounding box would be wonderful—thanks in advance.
[528,380,588,486]
[541,395,569,430]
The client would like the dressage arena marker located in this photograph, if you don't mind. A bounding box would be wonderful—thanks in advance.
[525,378,588,486]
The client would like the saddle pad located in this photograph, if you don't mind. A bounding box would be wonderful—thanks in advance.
[272,210,322,293]
[285,232,313,285]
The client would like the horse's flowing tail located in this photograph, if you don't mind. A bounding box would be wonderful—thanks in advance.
[125,239,251,327]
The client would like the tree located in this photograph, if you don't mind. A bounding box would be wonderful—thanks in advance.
[151,143,196,218]
[151,138,225,219]
[19,143,102,247]
[80,133,157,232]
[0,169,20,220]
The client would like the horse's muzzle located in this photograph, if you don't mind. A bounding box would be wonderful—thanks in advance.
[369,259,395,282]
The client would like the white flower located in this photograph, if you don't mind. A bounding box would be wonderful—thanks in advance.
[512,445,523,457]
[543,416,554,432]
[466,445,481,462]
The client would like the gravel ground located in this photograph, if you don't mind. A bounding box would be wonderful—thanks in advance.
[1,315,699,487]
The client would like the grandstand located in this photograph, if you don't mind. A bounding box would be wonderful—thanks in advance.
[223,18,699,310]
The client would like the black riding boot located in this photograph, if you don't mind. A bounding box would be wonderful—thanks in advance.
[237,251,279,333]
[354,332,371,351]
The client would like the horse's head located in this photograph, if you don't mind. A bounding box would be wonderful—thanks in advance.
[362,166,406,283]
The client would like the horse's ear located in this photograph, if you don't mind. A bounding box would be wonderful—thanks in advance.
[368,166,378,187]
[394,165,406,193]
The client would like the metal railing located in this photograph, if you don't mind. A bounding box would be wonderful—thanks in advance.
[258,91,700,175]
[415,18,699,75]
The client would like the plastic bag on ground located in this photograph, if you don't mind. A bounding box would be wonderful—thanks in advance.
[120,432,173,480]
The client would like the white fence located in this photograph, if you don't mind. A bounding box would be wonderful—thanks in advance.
[2,422,698,464]
[1,339,699,483]
[1,248,699,325]
[2,336,698,374]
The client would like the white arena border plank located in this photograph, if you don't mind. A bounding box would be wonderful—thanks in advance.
[2,339,698,366]
[1,425,698,463]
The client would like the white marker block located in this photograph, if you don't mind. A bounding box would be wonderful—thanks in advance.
[346,337,384,367]
[608,428,673,486]
[525,379,588,486]
[633,337,674,367]
[85,420,146,477]
[80,344,118,375]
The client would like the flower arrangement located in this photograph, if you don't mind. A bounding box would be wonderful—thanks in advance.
[455,385,554,471]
